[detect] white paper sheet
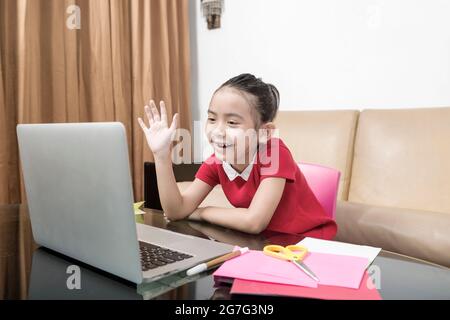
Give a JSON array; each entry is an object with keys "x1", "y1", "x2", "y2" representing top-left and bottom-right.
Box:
[{"x1": 297, "y1": 237, "x2": 381, "y2": 268}]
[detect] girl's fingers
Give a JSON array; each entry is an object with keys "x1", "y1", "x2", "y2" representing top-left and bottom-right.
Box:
[
  {"x1": 138, "y1": 117, "x2": 148, "y2": 132},
  {"x1": 160, "y1": 101, "x2": 168, "y2": 124},
  {"x1": 144, "y1": 105, "x2": 154, "y2": 126},
  {"x1": 169, "y1": 113, "x2": 179, "y2": 131},
  {"x1": 150, "y1": 100, "x2": 161, "y2": 122}
]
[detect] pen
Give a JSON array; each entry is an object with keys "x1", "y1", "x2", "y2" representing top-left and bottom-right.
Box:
[{"x1": 186, "y1": 247, "x2": 249, "y2": 276}]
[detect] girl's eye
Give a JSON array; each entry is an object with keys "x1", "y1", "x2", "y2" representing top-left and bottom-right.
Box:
[
  {"x1": 207, "y1": 118, "x2": 216, "y2": 122},
  {"x1": 227, "y1": 121, "x2": 239, "y2": 126}
]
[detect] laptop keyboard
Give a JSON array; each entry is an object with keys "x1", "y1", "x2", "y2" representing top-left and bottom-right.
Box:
[{"x1": 139, "y1": 241, "x2": 193, "y2": 271}]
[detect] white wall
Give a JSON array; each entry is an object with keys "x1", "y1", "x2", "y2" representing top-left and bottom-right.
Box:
[{"x1": 190, "y1": 0, "x2": 450, "y2": 120}]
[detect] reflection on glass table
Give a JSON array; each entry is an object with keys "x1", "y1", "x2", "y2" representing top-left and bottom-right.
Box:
[{"x1": 2, "y1": 204, "x2": 450, "y2": 300}]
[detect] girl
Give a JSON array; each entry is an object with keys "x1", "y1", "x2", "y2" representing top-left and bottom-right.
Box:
[{"x1": 138, "y1": 73, "x2": 337, "y2": 239}]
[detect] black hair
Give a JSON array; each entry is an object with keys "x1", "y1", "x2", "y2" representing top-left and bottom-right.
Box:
[{"x1": 215, "y1": 73, "x2": 280, "y2": 125}]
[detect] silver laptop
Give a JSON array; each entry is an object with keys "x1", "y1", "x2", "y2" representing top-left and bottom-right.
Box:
[{"x1": 17, "y1": 122, "x2": 233, "y2": 284}]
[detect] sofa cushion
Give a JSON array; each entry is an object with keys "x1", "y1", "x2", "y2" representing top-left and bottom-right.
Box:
[
  {"x1": 335, "y1": 201, "x2": 450, "y2": 268},
  {"x1": 348, "y1": 107, "x2": 450, "y2": 214},
  {"x1": 274, "y1": 110, "x2": 359, "y2": 200}
]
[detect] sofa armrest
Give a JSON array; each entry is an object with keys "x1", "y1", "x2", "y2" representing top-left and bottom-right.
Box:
[{"x1": 335, "y1": 201, "x2": 450, "y2": 268}]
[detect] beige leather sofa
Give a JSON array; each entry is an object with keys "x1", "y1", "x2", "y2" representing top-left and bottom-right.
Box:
[{"x1": 179, "y1": 107, "x2": 450, "y2": 268}]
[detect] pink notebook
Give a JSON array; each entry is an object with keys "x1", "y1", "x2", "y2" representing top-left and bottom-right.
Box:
[
  {"x1": 230, "y1": 271, "x2": 382, "y2": 300},
  {"x1": 213, "y1": 250, "x2": 369, "y2": 289}
]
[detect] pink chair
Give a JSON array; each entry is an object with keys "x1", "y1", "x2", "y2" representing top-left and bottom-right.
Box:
[{"x1": 298, "y1": 162, "x2": 341, "y2": 220}]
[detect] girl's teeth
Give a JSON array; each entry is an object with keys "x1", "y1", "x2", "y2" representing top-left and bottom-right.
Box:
[{"x1": 215, "y1": 142, "x2": 231, "y2": 148}]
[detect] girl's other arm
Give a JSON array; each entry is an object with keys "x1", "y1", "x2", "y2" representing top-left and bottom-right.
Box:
[{"x1": 197, "y1": 177, "x2": 286, "y2": 234}]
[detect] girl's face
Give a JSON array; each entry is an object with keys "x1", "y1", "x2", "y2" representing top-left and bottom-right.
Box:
[{"x1": 205, "y1": 88, "x2": 259, "y2": 166}]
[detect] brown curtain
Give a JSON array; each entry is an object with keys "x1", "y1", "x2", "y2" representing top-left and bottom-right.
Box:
[{"x1": 0, "y1": 0, "x2": 192, "y2": 204}]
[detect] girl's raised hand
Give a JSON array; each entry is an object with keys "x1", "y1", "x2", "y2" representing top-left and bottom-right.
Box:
[{"x1": 138, "y1": 100, "x2": 179, "y2": 160}]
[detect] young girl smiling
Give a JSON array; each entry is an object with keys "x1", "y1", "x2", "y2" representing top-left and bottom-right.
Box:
[{"x1": 138, "y1": 73, "x2": 337, "y2": 239}]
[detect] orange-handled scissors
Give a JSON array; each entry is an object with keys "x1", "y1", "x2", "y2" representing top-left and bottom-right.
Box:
[{"x1": 263, "y1": 245, "x2": 319, "y2": 282}]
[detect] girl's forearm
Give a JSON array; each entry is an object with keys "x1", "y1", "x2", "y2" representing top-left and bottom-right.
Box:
[
  {"x1": 154, "y1": 154, "x2": 186, "y2": 220},
  {"x1": 199, "y1": 206, "x2": 264, "y2": 234}
]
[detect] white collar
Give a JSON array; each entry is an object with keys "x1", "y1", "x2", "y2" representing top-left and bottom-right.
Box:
[{"x1": 222, "y1": 154, "x2": 256, "y2": 182}]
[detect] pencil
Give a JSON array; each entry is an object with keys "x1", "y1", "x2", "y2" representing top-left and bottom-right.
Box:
[{"x1": 186, "y1": 247, "x2": 249, "y2": 276}]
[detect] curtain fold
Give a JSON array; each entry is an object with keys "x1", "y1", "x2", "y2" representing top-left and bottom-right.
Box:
[
  {"x1": 0, "y1": 0, "x2": 21, "y2": 205},
  {"x1": 0, "y1": 0, "x2": 192, "y2": 204}
]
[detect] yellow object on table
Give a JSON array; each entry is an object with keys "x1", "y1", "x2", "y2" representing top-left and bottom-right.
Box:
[
  {"x1": 263, "y1": 244, "x2": 320, "y2": 282},
  {"x1": 134, "y1": 201, "x2": 145, "y2": 215}
]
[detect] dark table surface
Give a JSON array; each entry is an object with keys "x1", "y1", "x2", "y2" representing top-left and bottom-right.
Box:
[{"x1": 1, "y1": 204, "x2": 450, "y2": 300}]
